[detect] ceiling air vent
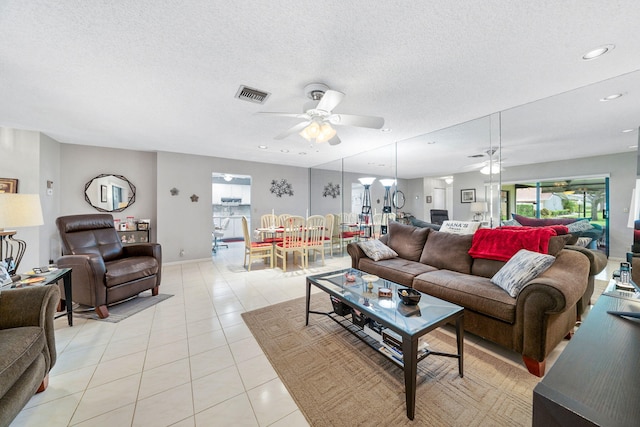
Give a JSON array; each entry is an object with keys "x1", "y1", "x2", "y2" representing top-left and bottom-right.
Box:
[{"x1": 235, "y1": 85, "x2": 271, "y2": 104}]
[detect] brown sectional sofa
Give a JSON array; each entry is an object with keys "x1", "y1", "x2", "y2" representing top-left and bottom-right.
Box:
[{"x1": 347, "y1": 222, "x2": 591, "y2": 376}]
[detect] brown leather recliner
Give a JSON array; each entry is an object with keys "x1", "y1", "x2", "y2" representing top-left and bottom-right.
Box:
[{"x1": 55, "y1": 214, "x2": 162, "y2": 318}]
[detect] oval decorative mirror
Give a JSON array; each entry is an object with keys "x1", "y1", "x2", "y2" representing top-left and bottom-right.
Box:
[
  {"x1": 392, "y1": 190, "x2": 405, "y2": 209},
  {"x1": 84, "y1": 174, "x2": 136, "y2": 212}
]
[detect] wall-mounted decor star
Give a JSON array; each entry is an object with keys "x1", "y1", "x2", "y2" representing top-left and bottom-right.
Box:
[
  {"x1": 270, "y1": 179, "x2": 294, "y2": 198},
  {"x1": 170, "y1": 187, "x2": 179, "y2": 196},
  {"x1": 323, "y1": 182, "x2": 341, "y2": 198},
  {"x1": 190, "y1": 194, "x2": 199, "y2": 202}
]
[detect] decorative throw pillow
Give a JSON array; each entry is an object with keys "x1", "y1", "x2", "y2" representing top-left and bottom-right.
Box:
[
  {"x1": 357, "y1": 239, "x2": 398, "y2": 261},
  {"x1": 566, "y1": 219, "x2": 594, "y2": 233},
  {"x1": 501, "y1": 218, "x2": 521, "y2": 226},
  {"x1": 491, "y1": 249, "x2": 556, "y2": 298},
  {"x1": 575, "y1": 237, "x2": 593, "y2": 248},
  {"x1": 439, "y1": 220, "x2": 481, "y2": 235}
]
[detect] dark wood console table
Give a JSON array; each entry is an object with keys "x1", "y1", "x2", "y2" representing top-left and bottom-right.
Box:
[{"x1": 533, "y1": 293, "x2": 640, "y2": 426}]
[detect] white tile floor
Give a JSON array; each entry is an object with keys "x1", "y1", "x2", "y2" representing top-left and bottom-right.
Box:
[{"x1": 11, "y1": 243, "x2": 618, "y2": 426}]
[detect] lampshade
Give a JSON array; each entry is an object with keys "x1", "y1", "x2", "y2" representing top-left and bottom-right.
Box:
[
  {"x1": 470, "y1": 202, "x2": 487, "y2": 213},
  {"x1": 0, "y1": 194, "x2": 44, "y2": 230},
  {"x1": 358, "y1": 177, "x2": 376, "y2": 187},
  {"x1": 379, "y1": 179, "x2": 396, "y2": 188}
]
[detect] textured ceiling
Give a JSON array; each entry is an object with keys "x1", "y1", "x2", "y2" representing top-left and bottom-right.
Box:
[{"x1": 1, "y1": 1, "x2": 639, "y2": 177}]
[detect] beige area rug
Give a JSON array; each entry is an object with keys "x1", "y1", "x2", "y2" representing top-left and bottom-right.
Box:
[
  {"x1": 74, "y1": 293, "x2": 173, "y2": 323},
  {"x1": 242, "y1": 296, "x2": 540, "y2": 426}
]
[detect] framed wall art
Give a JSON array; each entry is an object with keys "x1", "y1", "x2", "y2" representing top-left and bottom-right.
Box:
[
  {"x1": 0, "y1": 178, "x2": 18, "y2": 193},
  {"x1": 461, "y1": 188, "x2": 476, "y2": 203}
]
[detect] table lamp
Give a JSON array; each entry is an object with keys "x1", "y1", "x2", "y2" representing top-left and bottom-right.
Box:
[
  {"x1": 0, "y1": 194, "x2": 44, "y2": 275},
  {"x1": 470, "y1": 202, "x2": 488, "y2": 222}
]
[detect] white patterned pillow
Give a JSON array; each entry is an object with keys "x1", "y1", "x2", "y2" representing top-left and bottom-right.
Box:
[
  {"x1": 358, "y1": 239, "x2": 398, "y2": 261},
  {"x1": 439, "y1": 220, "x2": 481, "y2": 235},
  {"x1": 491, "y1": 249, "x2": 556, "y2": 297},
  {"x1": 501, "y1": 218, "x2": 521, "y2": 226},
  {"x1": 567, "y1": 219, "x2": 593, "y2": 233}
]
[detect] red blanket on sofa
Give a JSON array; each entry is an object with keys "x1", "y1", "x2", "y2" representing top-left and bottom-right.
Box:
[{"x1": 468, "y1": 227, "x2": 558, "y2": 262}]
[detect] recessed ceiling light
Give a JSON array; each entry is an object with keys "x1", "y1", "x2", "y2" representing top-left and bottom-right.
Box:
[
  {"x1": 582, "y1": 44, "x2": 615, "y2": 60},
  {"x1": 426, "y1": 141, "x2": 436, "y2": 145},
  {"x1": 600, "y1": 93, "x2": 623, "y2": 101},
  {"x1": 280, "y1": 149, "x2": 289, "y2": 153},
  {"x1": 299, "y1": 152, "x2": 307, "y2": 155},
  {"x1": 381, "y1": 128, "x2": 391, "y2": 132},
  {"x1": 622, "y1": 128, "x2": 636, "y2": 133},
  {"x1": 258, "y1": 145, "x2": 268, "y2": 149}
]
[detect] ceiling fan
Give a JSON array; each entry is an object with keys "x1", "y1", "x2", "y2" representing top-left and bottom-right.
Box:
[
  {"x1": 464, "y1": 148, "x2": 505, "y2": 174},
  {"x1": 257, "y1": 83, "x2": 385, "y2": 145}
]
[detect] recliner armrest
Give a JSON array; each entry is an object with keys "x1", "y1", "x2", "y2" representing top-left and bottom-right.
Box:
[
  {"x1": 122, "y1": 242, "x2": 162, "y2": 260},
  {"x1": 56, "y1": 254, "x2": 107, "y2": 307}
]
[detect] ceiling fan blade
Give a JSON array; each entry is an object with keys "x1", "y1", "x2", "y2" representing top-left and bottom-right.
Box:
[
  {"x1": 330, "y1": 114, "x2": 385, "y2": 129},
  {"x1": 328, "y1": 135, "x2": 341, "y2": 145},
  {"x1": 256, "y1": 112, "x2": 310, "y2": 119},
  {"x1": 316, "y1": 90, "x2": 345, "y2": 112},
  {"x1": 274, "y1": 121, "x2": 311, "y2": 140}
]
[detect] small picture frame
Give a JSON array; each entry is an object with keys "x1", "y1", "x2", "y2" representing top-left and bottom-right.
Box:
[
  {"x1": 100, "y1": 185, "x2": 107, "y2": 202},
  {"x1": 461, "y1": 189, "x2": 476, "y2": 203},
  {"x1": 137, "y1": 222, "x2": 149, "y2": 230},
  {"x1": 0, "y1": 178, "x2": 18, "y2": 194},
  {"x1": 426, "y1": 196, "x2": 432, "y2": 204}
]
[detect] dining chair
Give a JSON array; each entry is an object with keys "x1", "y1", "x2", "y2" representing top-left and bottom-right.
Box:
[
  {"x1": 372, "y1": 213, "x2": 382, "y2": 237},
  {"x1": 275, "y1": 215, "x2": 305, "y2": 271},
  {"x1": 278, "y1": 213, "x2": 291, "y2": 227},
  {"x1": 305, "y1": 215, "x2": 325, "y2": 267},
  {"x1": 323, "y1": 213, "x2": 334, "y2": 257},
  {"x1": 261, "y1": 213, "x2": 278, "y2": 229},
  {"x1": 242, "y1": 216, "x2": 273, "y2": 271}
]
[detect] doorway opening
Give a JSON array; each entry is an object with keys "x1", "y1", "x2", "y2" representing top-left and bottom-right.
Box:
[{"x1": 212, "y1": 173, "x2": 252, "y2": 252}]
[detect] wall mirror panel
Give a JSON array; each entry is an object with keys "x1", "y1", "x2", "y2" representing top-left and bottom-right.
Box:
[
  {"x1": 84, "y1": 173, "x2": 136, "y2": 212},
  {"x1": 498, "y1": 70, "x2": 640, "y2": 258},
  {"x1": 394, "y1": 115, "x2": 498, "y2": 225}
]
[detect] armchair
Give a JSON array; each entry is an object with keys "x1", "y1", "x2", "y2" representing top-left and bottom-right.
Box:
[
  {"x1": 55, "y1": 214, "x2": 162, "y2": 319},
  {"x1": 0, "y1": 285, "x2": 59, "y2": 427}
]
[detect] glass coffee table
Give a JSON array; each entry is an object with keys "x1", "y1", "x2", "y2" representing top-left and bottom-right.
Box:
[
  {"x1": 2, "y1": 268, "x2": 74, "y2": 326},
  {"x1": 306, "y1": 268, "x2": 464, "y2": 420}
]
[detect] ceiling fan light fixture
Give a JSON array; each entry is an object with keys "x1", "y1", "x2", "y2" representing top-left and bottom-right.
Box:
[
  {"x1": 480, "y1": 163, "x2": 501, "y2": 175},
  {"x1": 299, "y1": 121, "x2": 321, "y2": 140},
  {"x1": 316, "y1": 123, "x2": 337, "y2": 143}
]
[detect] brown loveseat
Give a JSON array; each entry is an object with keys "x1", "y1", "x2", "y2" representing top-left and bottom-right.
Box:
[
  {"x1": 347, "y1": 222, "x2": 590, "y2": 376},
  {"x1": 0, "y1": 285, "x2": 59, "y2": 427},
  {"x1": 56, "y1": 214, "x2": 162, "y2": 319}
]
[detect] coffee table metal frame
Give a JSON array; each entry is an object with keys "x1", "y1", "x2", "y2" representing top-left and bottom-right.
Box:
[{"x1": 305, "y1": 268, "x2": 464, "y2": 420}]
